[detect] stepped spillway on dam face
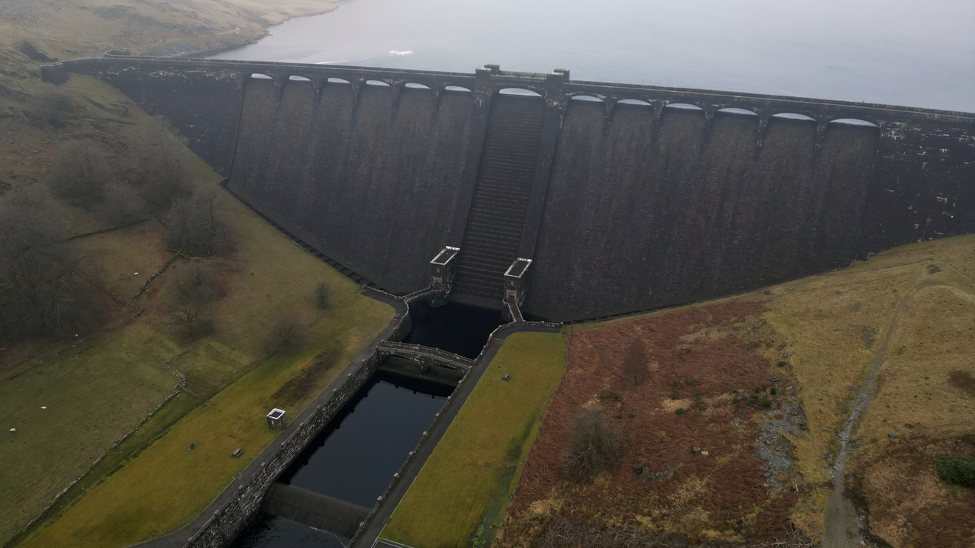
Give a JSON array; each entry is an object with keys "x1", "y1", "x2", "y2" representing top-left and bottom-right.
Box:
[
  {"x1": 47, "y1": 59, "x2": 975, "y2": 322},
  {"x1": 452, "y1": 93, "x2": 545, "y2": 306}
]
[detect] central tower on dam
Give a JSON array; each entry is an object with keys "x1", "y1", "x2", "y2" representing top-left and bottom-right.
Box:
[{"x1": 43, "y1": 58, "x2": 975, "y2": 321}]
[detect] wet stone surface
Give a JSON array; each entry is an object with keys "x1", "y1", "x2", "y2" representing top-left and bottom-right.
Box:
[{"x1": 756, "y1": 399, "x2": 807, "y2": 489}]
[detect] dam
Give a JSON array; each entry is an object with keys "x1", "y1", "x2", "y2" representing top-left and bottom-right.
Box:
[
  {"x1": 33, "y1": 54, "x2": 975, "y2": 548},
  {"x1": 42, "y1": 57, "x2": 975, "y2": 324}
]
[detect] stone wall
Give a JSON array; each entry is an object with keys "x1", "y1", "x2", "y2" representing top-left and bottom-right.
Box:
[{"x1": 183, "y1": 349, "x2": 383, "y2": 548}]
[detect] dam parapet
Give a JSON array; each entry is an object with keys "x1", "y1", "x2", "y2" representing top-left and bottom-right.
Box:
[{"x1": 43, "y1": 56, "x2": 975, "y2": 321}]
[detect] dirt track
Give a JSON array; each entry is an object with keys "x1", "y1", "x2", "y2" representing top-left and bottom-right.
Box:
[{"x1": 822, "y1": 280, "x2": 945, "y2": 548}]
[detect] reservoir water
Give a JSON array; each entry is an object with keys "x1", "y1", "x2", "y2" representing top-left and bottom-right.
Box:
[{"x1": 210, "y1": 0, "x2": 975, "y2": 112}]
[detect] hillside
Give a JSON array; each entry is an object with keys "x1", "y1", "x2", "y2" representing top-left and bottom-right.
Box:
[
  {"x1": 492, "y1": 235, "x2": 975, "y2": 547},
  {"x1": 0, "y1": 6, "x2": 399, "y2": 541},
  {"x1": 0, "y1": 0, "x2": 335, "y2": 61}
]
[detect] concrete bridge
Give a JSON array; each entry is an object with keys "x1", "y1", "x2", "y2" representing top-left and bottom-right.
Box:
[
  {"x1": 43, "y1": 56, "x2": 975, "y2": 320},
  {"x1": 377, "y1": 341, "x2": 474, "y2": 371}
]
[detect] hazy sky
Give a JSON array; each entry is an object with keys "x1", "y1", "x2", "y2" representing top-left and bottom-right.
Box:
[{"x1": 213, "y1": 0, "x2": 975, "y2": 111}]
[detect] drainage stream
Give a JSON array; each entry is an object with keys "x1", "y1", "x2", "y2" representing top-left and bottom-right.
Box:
[{"x1": 822, "y1": 280, "x2": 942, "y2": 547}]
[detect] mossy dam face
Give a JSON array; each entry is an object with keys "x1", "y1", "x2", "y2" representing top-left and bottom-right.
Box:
[{"x1": 45, "y1": 58, "x2": 975, "y2": 321}]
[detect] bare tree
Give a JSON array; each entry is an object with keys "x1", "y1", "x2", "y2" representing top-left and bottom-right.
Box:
[
  {"x1": 143, "y1": 137, "x2": 193, "y2": 210},
  {"x1": 37, "y1": 89, "x2": 76, "y2": 128},
  {"x1": 0, "y1": 194, "x2": 102, "y2": 338},
  {"x1": 166, "y1": 261, "x2": 224, "y2": 336},
  {"x1": 621, "y1": 335, "x2": 649, "y2": 386},
  {"x1": 167, "y1": 188, "x2": 235, "y2": 256},
  {"x1": 101, "y1": 180, "x2": 145, "y2": 224},
  {"x1": 561, "y1": 405, "x2": 627, "y2": 480},
  {"x1": 48, "y1": 141, "x2": 113, "y2": 206},
  {"x1": 264, "y1": 313, "x2": 309, "y2": 354}
]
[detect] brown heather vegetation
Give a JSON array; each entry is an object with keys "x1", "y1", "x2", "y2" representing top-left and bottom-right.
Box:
[
  {"x1": 499, "y1": 302, "x2": 803, "y2": 547},
  {"x1": 498, "y1": 235, "x2": 975, "y2": 548},
  {"x1": 849, "y1": 435, "x2": 975, "y2": 548}
]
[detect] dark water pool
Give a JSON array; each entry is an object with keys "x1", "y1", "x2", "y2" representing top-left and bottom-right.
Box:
[
  {"x1": 230, "y1": 514, "x2": 347, "y2": 548},
  {"x1": 403, "y1": 301, "x2": 503, "y2": 359},
  {"x1": 279, "y1": 365, "x2": 451, "y2": 508}
]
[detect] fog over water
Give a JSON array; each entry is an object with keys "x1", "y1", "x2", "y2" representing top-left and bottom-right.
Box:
[{"x1": 210, "y1": 0, "x2": 975, "y2": 111}]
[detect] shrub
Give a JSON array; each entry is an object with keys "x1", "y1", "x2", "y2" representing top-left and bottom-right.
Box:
[
  {"x1": 777, "y1": 361, "x2": 788, "y2": 367},
  {"x1": 561, "y1": 405, "x2": 626, "y2": 480},
  {"x1": 699, "y1": 405, "x2": 707, "y2": 411},
  {"x1": 166, "y1": 261, "x2": 224, "y2": 336},
  {"x1": 760, "y1": 397, "x2": 772, "y2": 408},
  {"x1": 264, "y1": 314, "x2": 308, "y2": 354},
  {"x1": 669, "y1": 392, "x2": 677, "y2": 400},
  {"x1": 49, "y1": 141, "x2": 113, "y2": 206},
  {"x1": 102, "y1": 180, "x2": 145, "y2": 224},
  {"x1": 38, "y1": 90, "x2": 76, "y2": 128},
  {"x1": 671, "y1": 380, "x2": 681, "y2": 388},
  {"x1": 167, "y1": 188, "x2": 236, "y2": 256},
  {"x1": 687, "y1": 380, "x2": 696, "y2": 386},
  {"x1": 770, "y1": 386, "x2": 778, "y2": 396},
  {"x1": 142, "y1": 138, "x2": 193, "y2": 211},
  {"x1": 314, "y1": 282, "x2": 329, "y2": 310},
  {"x1": 620, "y1": 336, "x2": 649, "y2": 386},
  {"x1": 935, "y1": 455, "x2": 975, "y2": 488},
  {"x1": 675, "y1": 408, "x2": 685, "y2": 415},
  {"x1": 694, "y1": 391, "x2": 702, "y2": 400}
]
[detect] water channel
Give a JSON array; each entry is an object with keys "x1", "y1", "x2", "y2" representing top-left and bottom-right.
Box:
[
  {"x1": 230, "y1": 350, "x2": 462, "y2": 546},
  {"x1": 279, "y1": 365, "x2": 452, "y2": 508},
  {"x1": 402, "y1": 302, "x2": 503, "y2": 359},
  {"x1": 231, "y1": 515, "x2": 348, "y2": 548},
  {"x1": 209, "y1": 0, "x2": 975, "y2": 112}
]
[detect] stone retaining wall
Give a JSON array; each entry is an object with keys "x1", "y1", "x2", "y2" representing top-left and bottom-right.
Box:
[{"x1": 184, "y1": 348, "x2": 384, "y2": 548}]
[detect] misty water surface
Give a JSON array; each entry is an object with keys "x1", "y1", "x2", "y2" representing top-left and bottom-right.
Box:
[{"x1": 210, "y1": 0, "x2": 975, "y2": 111}]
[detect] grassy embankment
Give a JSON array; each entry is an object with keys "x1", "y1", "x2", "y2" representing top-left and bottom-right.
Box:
[
  {"x1": 381, "y1": 332, "x2": 567, "y2": 548},
  {"x1": 762, "y1": 234, "x2": 975, "y2": 538},
  {"x1": 1, "y1": 74, "x2": 393, "y2": 547}
]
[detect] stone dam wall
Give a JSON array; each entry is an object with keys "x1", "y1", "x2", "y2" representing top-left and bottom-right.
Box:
[{"x1": 43, "y1": 58, "x2": 975, "y2": 321}]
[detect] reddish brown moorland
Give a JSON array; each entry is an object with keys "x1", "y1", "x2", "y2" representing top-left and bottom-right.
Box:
[{"x1": 500, "y1": 301, "x2": 805, "y2": 546}]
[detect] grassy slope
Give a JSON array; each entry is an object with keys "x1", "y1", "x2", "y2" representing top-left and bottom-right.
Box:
[
  {"x1": 1, "y1": 74, "x2": 394, "y2": 545},
  {"x1": 760, "y1": 235, "x2": 975, "y2": 536},
  {"x1": 0, "y1": 0, "x2": 337, "y2": 61},
  {"x1": 382, "y1": 332, "x2": 567, "y2": 548},
  {"x1": 18, "y1": 297, "x2": 390, "y2": 548}
]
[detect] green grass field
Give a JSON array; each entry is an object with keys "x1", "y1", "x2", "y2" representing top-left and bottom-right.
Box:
[
  {"x1": 381, "y1": 331, "x2": 567, "y2": 548},
  {"x1": 1, "y1": 75, "x2": 394, "y2": 545},
  {"x1": 17, "y1": 295, "x2": 391, "y2": 548}
]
